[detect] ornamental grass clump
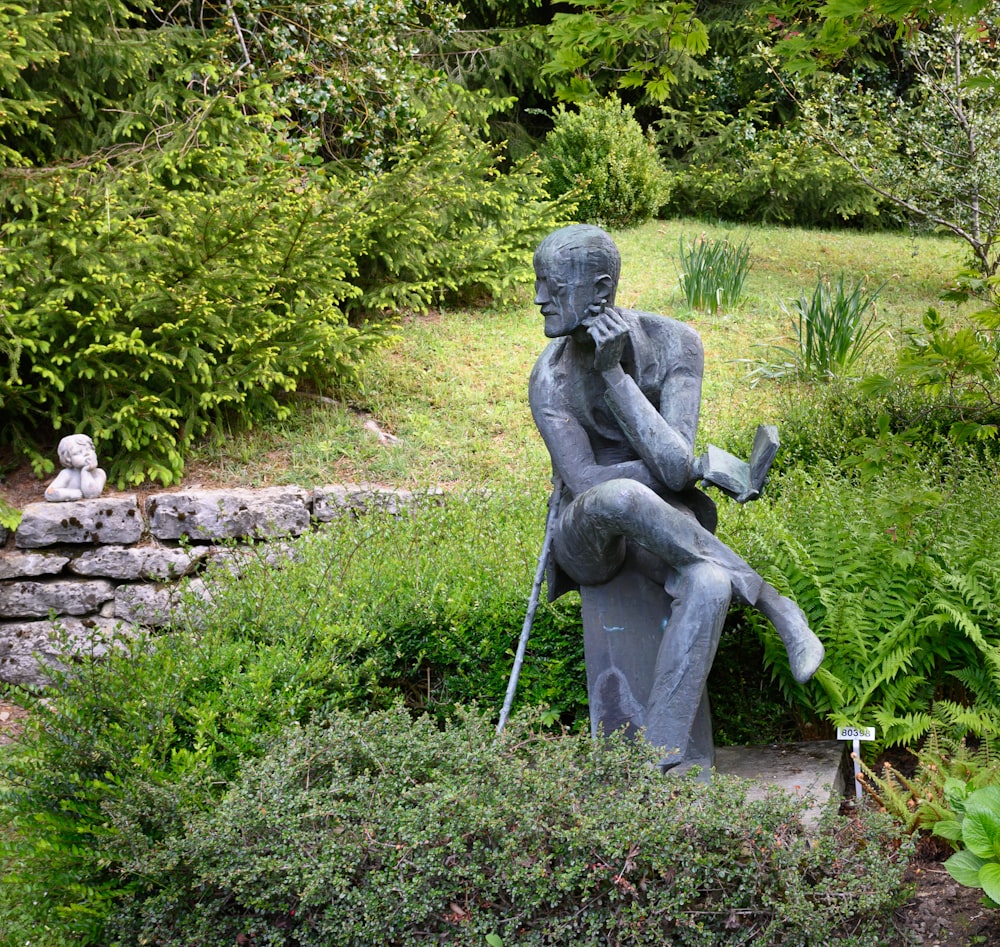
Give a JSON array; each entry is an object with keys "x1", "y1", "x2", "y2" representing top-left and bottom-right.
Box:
[
  {"x1": 786, "y1": 273, "x2": 885, "y2": 380},
  {"x1": 677, "y1": 234, "x2": 752, "y2": 313}
]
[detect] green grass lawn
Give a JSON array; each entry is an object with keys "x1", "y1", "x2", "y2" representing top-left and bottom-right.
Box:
[{"x1": 186, "y1": 218, "x2": 967, "y2": 492}]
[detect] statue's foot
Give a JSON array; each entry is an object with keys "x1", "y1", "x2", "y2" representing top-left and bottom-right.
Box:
[
  {"x1": 757, "y1": 585, "x2": 824, "y2": 683},
  {"x1": 656, "y1": 750, "x2": 712, "y2": 783},
  {"x1": 658, "y1": 754, "x2": 711, "y2": 783},
  {"x1": 773, "y1": 597, "x2": 824, "y2": 683},
  {"x1": 786, "y1": 624, "x2": 825, "y2": 684}
]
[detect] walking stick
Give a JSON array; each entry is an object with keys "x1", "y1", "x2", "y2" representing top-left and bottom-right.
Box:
[{"x1": 497, "y1": 475, "x2": 562, "y2": 733}]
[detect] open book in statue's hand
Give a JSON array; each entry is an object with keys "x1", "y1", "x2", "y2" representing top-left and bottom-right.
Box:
[{"x1": 693, "y1": 424, "x2": 779, "y2": 503}]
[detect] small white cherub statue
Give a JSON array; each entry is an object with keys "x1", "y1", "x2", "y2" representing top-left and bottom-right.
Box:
[{"x1": 44, "y1": 434, "x2": 107, "y2": 502}]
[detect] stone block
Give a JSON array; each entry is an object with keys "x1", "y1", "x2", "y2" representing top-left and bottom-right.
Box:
[
  {"x1": 200, "y1": 541, "x2": 297, "y2": 579},
  {"x1": 115, "y1": 578, "x2": 207, "y2": 626},
  {"x1": 312, "y1": 484, "x2": 441, "y2": 520},
  {"x1": 0, "y1": 615, "x2": 135, "y2": 686},
  {"x1": 0, "y1": 578, "x2": 116, "y2": 619},
  {"x1": 69, "y1": 544, "x2": 209, "y2": 580},
  {"x1": 15, "y1": 497, "x2": 142, "y2": 548},
  {"x1": 0, "y1": 550, "x2": 71, "y2": 579},
  {"x1": 147, "y1": 488, "x2": 311, "y2": 541},
  {"x1": 714, "y1": 741, "x2": 850, "y2": 831}
]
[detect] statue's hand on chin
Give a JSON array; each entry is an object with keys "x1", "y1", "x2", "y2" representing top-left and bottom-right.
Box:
[{"x1": 584, "y1": 304, "x2": 628, "y2": 374}]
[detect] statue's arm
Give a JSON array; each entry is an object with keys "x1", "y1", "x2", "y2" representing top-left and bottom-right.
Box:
[
  {"x1": 80, "y1": 466, "x2": 107, "y2": 499},
  {"x1": 529, "y1": 355, "x2": 658, "y2": 496},
  {"x1": 45, "y1": 469, "x2": 83, "y2": 502},
  {"x1": 599, "y1": 324, "x2": 703, "y2": 493}
]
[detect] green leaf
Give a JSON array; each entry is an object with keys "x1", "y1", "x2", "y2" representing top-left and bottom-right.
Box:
[
  {"x1": 962, "y1": 787, "x2": 1000, "y2": 860},
  {"x1": 980, "y1": 863, "x2": 1000, "y2": 906},
  {"x1": 946, "y1": 849, "x2": 986, "y2": 889},
  {"x1": 933, "y1": 819, "x2": 963, "y2": 842},
  {"x1": 943, "y1": 778, "x2": 971, "y2": 810}
]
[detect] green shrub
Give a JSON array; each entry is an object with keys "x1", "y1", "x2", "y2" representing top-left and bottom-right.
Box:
[
  {"x1": 764, "y1": 381, "x2": 926, "y2": 474},
  {"x1": 663, "y1": 124, "x2": 887, "y2": 228},
  {"x1": 0, "y1": 94, "x2": 566, "y2": 486},
  {"x1": 349, "y1": 87, "x2": 570, "y2": 314},
  {"x1": 540, "y1": 97, "x2": 671, "y2": 229},
  {"x1": 862, "y1": 302, "x2": 1000, "y2": 448},
  {"x1": 0, "y1": 488, "x2": 588, "y2": 940},
  {"x1": 104, "y1": 707, "x2": 911, "y2": 947},
  {"x1": 739, "y1": 378, "x2": 988, "y2": 481},
  {"x1": 677, "y1": 233, "x2": 752, "y2": 313},
  {"x1": 0, "y1": 123, "x2": 389, "y2": 486}
]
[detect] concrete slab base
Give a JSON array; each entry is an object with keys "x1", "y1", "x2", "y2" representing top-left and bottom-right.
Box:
[{"x1": 714, "y1": 740, "x2": 852, "y2": 829}]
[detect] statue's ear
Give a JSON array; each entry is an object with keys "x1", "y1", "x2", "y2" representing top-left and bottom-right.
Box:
[{"x1": 593, "y1": 273, "x2": 614, "y2": 304}]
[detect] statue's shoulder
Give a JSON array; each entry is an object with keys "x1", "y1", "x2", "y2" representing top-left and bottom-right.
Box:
[
  {"x1": 530, "y1": 336, "x2": 569, "y2": 375},
  {"x1": 529, "y1": 337, "x2": 571, "y2": 401},
  {"x1": 623, "y1": 308, "x2": 703, "y2": 363},
  {"x1": 627, "y1": 307, "x2": 700, "y2": 339}
]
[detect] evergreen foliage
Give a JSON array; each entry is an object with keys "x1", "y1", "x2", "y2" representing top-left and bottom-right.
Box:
[
  {"x1": 0, "y1": 2, "x2": 64, "y2": 164},
  {"x1": 108, "y1": 709, "x2": 910, "y2": 946},
  {"x1": 0, "y1": 1, "x2": 566, "y2": 484},
  {"x1": 1, "y1": 121, "x2": 387, "y2": 485},
  {"x1": 3, "y1": 696, "x2": 913, "y2": 946},
  {"x1": 540, "y1": 97, "x2": 670, "y2": 229},
  {"x1": 214, "y1": 0, "x2": 465, "y2": 167},
  {"x1": 664, "y1": 123, "x2": 884, "y2": 227}
]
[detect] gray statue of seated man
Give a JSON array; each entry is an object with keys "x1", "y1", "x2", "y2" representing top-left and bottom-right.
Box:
[
  {"x1": 44, "y1": 434, "x2": 107, "y2": 502},
  {"x1": 529, "y1": 224, "x2": 823, "y2": 773}
]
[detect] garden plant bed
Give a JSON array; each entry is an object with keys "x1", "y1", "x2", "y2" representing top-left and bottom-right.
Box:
[{"x1": 1, "y1": 703, "x2": 997, "y2": 944}]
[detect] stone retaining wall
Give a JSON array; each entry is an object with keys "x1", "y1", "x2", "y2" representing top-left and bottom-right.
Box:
[{"x1": 0, "y1": 485, "x2": 423, "y2": 686}]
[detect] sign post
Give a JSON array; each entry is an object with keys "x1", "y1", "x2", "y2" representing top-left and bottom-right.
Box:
[{"x1": 837, "y1": 726, "x2": 876, "y2": 800}]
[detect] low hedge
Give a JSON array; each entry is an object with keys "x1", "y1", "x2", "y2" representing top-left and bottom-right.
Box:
[{"x1": 104, "y1": 707, "x2": 912, "y2": 946}]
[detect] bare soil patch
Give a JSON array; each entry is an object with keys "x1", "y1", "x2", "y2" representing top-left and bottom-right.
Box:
[{"x1": 893, "y1": 835, "x2": 1000, "y2": 946}]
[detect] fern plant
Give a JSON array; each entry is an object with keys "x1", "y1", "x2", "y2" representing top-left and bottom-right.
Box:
[
  {"x1": 856, "y1": 730, "x2": 1000, "y2": 836},
  {"x1": 730, "y1": 457, "x2": 1000, "y2": 752}
]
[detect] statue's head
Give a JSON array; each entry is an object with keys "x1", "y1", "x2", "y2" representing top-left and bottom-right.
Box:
[
  {"x1": 533, "y1": 225, "x2": 621, "y2": 338},
  {"x1": 57, "y1": 434, "x2": 98, "y2": 470}
]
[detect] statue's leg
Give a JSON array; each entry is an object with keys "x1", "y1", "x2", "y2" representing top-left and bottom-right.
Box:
[
  {"x1": 554, "y1": 480, "x2": 824, "y2": 684},
  {"x1": 756, "y1": 582, "x2": 825, "y2": 683},
  {"x1": 642, "y1": 560, "x2": 731, "y2": 774},
  {"x1": 553, "y1": 479, "x2": 761, "y2": 602}
]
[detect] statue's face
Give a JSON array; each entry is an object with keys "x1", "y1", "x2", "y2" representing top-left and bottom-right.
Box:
[
  {"x1": 61, "y1": 437, "x2": 96, "y2": 469},
  {"x1": 534, "y1": 251, "x2": 596, "y2": 339}
]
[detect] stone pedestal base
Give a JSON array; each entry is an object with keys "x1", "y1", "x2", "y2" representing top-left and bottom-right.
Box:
[{"x1": 580, "y1": 565, "x2": 714, "y2": 770}]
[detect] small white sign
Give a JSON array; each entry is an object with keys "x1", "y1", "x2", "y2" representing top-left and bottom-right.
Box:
[{"x1": 837, "y1": 726, "x2": 876, "y2": 741}]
